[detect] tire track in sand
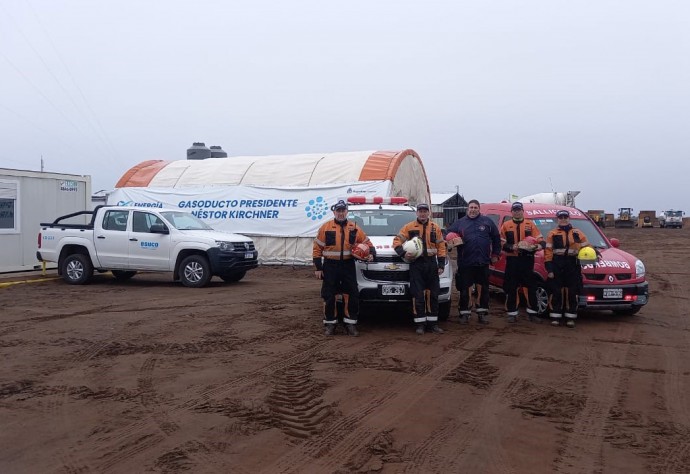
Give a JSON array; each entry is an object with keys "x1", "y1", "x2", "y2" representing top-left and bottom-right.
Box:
[
  {"x1": 259, "y1": 330, "x2": 496, "y2": 474},
  {"x1": 88, "y1": 337, "x2": 332, "y2": 472},
  {"x1": 655, "y1": 273, "x2": 690, "y2": 474},
  {"x1": 46, "y1": 315, "x2": 141, "y2": 474},
  {"x1": 414, "y1": 326, "x2": 566, "y2": 474},
  {"x1": 553, "y1": 320, "x2": 637, "y2": 473},
  {"x1": 127, "y1": 353, "x2": 228, "y2": 474}
]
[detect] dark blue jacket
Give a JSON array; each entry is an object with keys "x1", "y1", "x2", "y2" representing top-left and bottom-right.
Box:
[{"x1": 447, "y1": 214, "x2": 501, "y2": 266}]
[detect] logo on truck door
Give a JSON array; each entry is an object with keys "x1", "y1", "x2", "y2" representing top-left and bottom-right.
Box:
[{"x1": 140, "y1": 242, "x2": 159, "y2": 249}]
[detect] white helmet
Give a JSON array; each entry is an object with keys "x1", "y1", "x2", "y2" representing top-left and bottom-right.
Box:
[{"x1": 402, "y1": 237, "x2": 423, "y2": 260}]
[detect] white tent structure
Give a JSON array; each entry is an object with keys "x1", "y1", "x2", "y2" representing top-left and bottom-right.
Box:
[{"x1": 108, "y1": 150, "x2": 431, "y2": 264}]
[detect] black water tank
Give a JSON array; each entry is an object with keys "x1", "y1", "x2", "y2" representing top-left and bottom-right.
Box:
[
  {"x1": 187, "y1": 142, "x2": 212, "y2": 160},
  {"x1": 210, "y1": 145, "x2": 228, "y2": 158}
]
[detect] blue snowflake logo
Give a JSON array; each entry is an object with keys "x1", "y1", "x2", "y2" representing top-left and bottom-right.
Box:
[{"x1": 305, "y1": 196, "x2": 329, "y2": 221}]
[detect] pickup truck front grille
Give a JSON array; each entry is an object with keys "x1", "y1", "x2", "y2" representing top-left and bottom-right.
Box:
[
  {"x1": 362, "y1": 270, "x2": 410, "y2": 282},
  {"x1": 231, "y1": 242, "x2": 255, "y2": 251},
  {"x1": 583, "y1": 273, "x2": 633, "y2": 282},
  {"x1": 373, "y1": 255, "x2": 405, "y2": 263}
]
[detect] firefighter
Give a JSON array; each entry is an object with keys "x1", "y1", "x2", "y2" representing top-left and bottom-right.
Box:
[
  {"x1": 447, "y1": 200, "x2": 501, "y2": 325},
  {"x1": 545, "y1": 209, "x2": 590, "y2": 328},
  {"x1": 393, "y1": 203, "x2": 448, "y2": 335},
  {"x1": 499, "y1": 202, "x2": 545, "y2": 323},
  {"x1": 313, "y1": 199, "x2": 375, "y2": 336}
]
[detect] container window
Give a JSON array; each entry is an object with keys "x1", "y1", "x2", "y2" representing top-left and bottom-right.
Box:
[{"x1": 0, "y1": 198, "x2": 15, "y2": 230}]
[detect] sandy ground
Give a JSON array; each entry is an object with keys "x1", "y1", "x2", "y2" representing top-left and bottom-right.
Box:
[{"x1": 1, "y1": 226, "x2": 689, "y2": 473}]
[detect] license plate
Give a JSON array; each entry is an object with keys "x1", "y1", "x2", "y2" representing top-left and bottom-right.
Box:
[
  {"x1": 245, "y1": 252, "x2": 254, "y2": 259},
  {"x1": 382, "y1": 284, "x2": 406, "y2": 296},
  {"x1": 603, "y1": 288, "x2": 623, "y2": 299}
]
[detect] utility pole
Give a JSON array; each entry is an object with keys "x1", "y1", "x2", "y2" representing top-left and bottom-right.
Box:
[{"x1": 41, "y1": 155, "x2": 44, "y2": 172}]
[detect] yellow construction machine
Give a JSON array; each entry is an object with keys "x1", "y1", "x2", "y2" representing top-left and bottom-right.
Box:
[
  {"x1": 638, "y1": 210, "x2": 655, "y2": 228},
  {"x1": 587, "y1": 210, "x2": 606, "y2": 228},
  {"x1": 614, "y1": 208, "x2": 635, "y2": 228}
]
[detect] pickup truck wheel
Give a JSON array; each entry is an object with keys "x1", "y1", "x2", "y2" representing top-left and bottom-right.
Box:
[
  {"x1": 112, "y1": 270, "x2": 137, "y2": 281},
  {"x1": 220, "y1": 271, "x2": 246, "y2": 283},
  {"x1": 180, "y1": 255, "x2": 212, "y2": 288},
  {"x1": 438, "y1": 301, "x2": 450, "y2": 321},
  {"x1": 62, "y1": 254, "x2": 93, "y2": 285}
]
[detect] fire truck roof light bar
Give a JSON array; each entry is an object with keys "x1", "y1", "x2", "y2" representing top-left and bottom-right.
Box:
[{"x1": 347, "y1": 196, "x2": 409, "y2": 205}]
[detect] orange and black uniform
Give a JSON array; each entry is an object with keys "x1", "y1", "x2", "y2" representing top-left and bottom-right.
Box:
[
  {"x1": 545, "y1": 225, "x2": 589, "y2": 321},
  {"x1": 500, "y1": 218, "x2": 545, "y2": 318},
  {"x1": 313, "y1": 219, "x2": 374, "y2": 326},
  {"x1": 392, "y1": 220, "x2": 447, "y2": 324}
]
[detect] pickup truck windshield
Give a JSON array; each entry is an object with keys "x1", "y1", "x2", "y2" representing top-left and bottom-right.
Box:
[
  {"x1": 348, "y1": 210, "x2": 416, "y2": 236},
  {"x1": 160, "y1": 211, "x2": 213, "y2": 230},
  {"x1": 667, "y1": 211, "x2": 682, "y2": 217}
]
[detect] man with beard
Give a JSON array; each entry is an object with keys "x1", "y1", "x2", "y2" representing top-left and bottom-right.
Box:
[{"x1": 446, "y1": 199, "x2": 501, "y2": 325}]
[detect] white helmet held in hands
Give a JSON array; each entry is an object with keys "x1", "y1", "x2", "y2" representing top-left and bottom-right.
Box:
[{"x1": 402, "y1": 237, "x2": 423, "y2": 260}]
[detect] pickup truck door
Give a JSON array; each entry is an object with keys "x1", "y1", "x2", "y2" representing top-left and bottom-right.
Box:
[
  {"x1": 128, "y1": 211, "x2": 171, "y2": 270},
  {"x1": 94, "y1": 209, "x2": 131, "y2": 268}
]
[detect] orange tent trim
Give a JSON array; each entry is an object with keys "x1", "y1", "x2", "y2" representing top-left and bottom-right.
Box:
[{"x1": 115, "y1": 160, "x2": 170, "y2": 188}]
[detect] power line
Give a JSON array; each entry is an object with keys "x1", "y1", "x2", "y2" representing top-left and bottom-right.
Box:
[
  {"x1": 0, "y1": 51, "x2": 91, "y2": 137},
  {"x1": 24, "y1": 0, "x2": 121, "y2": 160},
  {"x1": 0, "y1": 102, "x2": 95, "y2": 157},
  {"x1": 0, "y1": 2, "x2": 118, "y2": 160}
]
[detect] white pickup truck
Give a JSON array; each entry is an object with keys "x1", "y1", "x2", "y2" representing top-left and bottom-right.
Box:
[
  {"x1": 346, "y1": 197, "x2": 453, "y2": 320},
  {"x1": 37, "y1": 205, "x2": 258, "y2": 287}
]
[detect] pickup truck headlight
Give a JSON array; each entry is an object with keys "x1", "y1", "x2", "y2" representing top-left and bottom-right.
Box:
[
  {"x1": 635, "y1": 259, "x2": 645, "y2": 278},
  {"x1": 216, "y1": 241, "x2": 233, "y2": 251}
]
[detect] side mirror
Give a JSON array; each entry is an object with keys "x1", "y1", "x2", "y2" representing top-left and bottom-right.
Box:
[
  {"x1": 150, "y1": 223, "x2": 169, "y2": 234},
  {"x1": 609, "y1": 238, "x2": 620, "y2": 248}
]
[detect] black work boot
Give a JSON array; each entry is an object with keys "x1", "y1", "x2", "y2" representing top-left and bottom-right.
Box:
[
  {"x1": 324, "y1": 324, "x2": 335, "y2": 336},
  {"x1": 477, "y1": 312, "x2": 489, "y2": 325},
  {"x1": 415, "y1": 323, "x2": 426, "y2": 335},
  {"x1": 427, "y1": 323, "x2": 444, "y2": 334},
  {"x1": 345, "y1": 323, "x2": 359, "y2": 337},
  {"x1": 528, "y1": 314, "x2": 543, "y2": 324}
]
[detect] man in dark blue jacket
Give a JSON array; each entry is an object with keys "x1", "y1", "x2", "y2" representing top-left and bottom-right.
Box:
[{"x1": 446, "y1": 199, "x2": 501, "y2": 324}]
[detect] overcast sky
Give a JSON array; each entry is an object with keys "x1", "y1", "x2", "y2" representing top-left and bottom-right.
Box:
[{"x1": 1, "y1": 0, "x2": 688, "y2": 213}]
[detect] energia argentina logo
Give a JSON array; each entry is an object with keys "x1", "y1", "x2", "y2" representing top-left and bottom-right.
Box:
[
  {"x1": 117, "y1": 200, "x2": 162, "y2": 208},
  {"x1": 305, "y1": 196, "x2": 329, "y2": 221}
]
